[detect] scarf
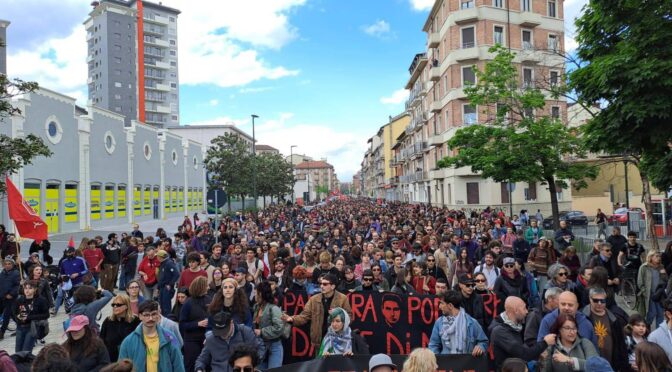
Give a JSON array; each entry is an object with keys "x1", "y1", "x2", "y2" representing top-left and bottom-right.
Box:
[
  {"x1": 319, "y1": 308, "x2": 352, "y2": 356},
  {"x1": 440, "y1": 308, "x2": 468, "y2": 354},
  {"x1": 501, "y1": 312, "x2": 523, "y2": 332}
]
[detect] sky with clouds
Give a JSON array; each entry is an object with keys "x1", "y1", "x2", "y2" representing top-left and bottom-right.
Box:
[{"x1": 3, "y1": 0, "x2": 587, "y2": 181}]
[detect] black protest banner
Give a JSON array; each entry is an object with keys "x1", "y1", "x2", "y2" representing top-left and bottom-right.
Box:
[
  {"x1": 281, "y1": 291, "x2": 441, "y2": 364},
  {"x1": 267, "y1": 354, "x2": 489, "y2": 372},
  {"x1": 480, "y1": 293, "x2": 500, "y2": 320}
]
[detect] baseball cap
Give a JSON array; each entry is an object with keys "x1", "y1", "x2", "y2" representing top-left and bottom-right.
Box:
[
  {"x1": 369, "y1": 354, "x2": 397, "y2": 372},
  {"x1": 66, "y1": 247, "x2": 76, "y2": 253},
  {"x1": 66, "y1": 315, "x2": 90, "y2": 333},
  {"x1": 458, "y1": 273, "x2": 474, "y2": 284},
  {"x1": 235, "y1": 267, "x2": 247, "y2": 274},
  {"x1": 212, "y1": 311, "x2": 233, "y2": 338},
  {"x1": 156, "y1": 250, "x2": 169, "y2": 259},
  {"x1": 503, "y1": 257, "x2": 516, "y2": 266}
]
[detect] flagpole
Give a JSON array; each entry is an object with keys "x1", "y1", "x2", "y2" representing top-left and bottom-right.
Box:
[{"x1": 10, "y1": 219, "x2": 23, "y2": 280}]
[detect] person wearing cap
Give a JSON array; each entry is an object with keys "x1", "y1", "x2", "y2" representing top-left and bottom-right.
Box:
[
  {"x1": 119, "y1": 300, "x2": 184, "y2": 372},
  {"x1": 60, "y1": 246, "x2": 90, "y2": 287},
  {"x1": 0, "y1": 257, "x2": 20, "y2": 339},
  {"x1": 493, "y1": 257, "x2": 530, "y2": 313},
  {"x1": 456, "y1": 273, "x2": 487, "y2": 330},
  {"x1": 368, "y1": 353, "x2": 397, "y2": 372},
  {"x1": 281, "y1": 273, "x2": 352, "y2": 355},
  {"x1": 157, "y1": 249, "x2": 180, "y2": 316},
  {"x1": 194, "y1": 311, "x2": 264, "y2": 372},
  {"x1": 62, "y1": 315, "x2": 111, "y2": 371},
  {"x1": 429, "y1": 290, "x2": 488, "y2": 356}
]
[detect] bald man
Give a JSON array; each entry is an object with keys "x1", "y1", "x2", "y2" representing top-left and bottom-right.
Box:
[
  {"x1": 490, "y1": 296, "x2": 556, "y2": 368},
  {"x1": 537, "y1": 291, "x2": 598, "y2": 347}
]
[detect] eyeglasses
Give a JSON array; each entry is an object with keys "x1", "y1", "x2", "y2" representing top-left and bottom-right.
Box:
[
  {"x1": 111, "y1": 303, "x2": 126, "y2": 308},
  {"x1": 372, "y1": 268, "x2": 381, "y2": 271},
  {"x1": 561, "y1": 326, "x2": 578, "y2": 332},
  {"x1": 474, "y1": 279, "x2": 486, "y2": 283},
  {"x1": 557, "y1": 272, "x2": 568, "y2": 277},
  {"x1": 463, "y1": 283, "x2": 475, "y2": 288},
  {"x1": 233, "y1": 367, "x2": 256, "y2": 372},
  {"x1": 427, "y1": 259, "x2": 435, "y2": 262},
  {"x1": 363, "y1": 278, "x2": 373, "y2": 282},
  {"x1": 504, "y1": 264, "x2": 515, "y2": 268},
  {"x1": 591, "y1": 298, "x2": 607, "y2": 304}
]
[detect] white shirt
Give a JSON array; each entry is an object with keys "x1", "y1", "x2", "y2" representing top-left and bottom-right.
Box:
[{"x1": 474, "y1": 263, "x2": 500, "y2": 289}]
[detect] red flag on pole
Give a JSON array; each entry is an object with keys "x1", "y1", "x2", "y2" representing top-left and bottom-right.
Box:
[{"x1": 5, "y1": 176, "x2": 48, "y2": 241}]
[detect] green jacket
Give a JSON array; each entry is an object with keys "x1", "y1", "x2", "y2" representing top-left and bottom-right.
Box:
[{"x1": 252, "y1": 303, "x2": 284, "y2": 341}]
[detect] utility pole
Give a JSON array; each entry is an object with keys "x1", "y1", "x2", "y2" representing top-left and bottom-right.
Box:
[
  {"x1": 251, "y1": 114, "x2": 258, "y2": 209},
  {"x1": 290, "y1": 145, "x2": 297, "y2": 203}
]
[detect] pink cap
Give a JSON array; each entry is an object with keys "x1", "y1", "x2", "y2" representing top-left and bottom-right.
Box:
[{"x1": 66, "y1": 315, "x2": 89, "y2": 333}]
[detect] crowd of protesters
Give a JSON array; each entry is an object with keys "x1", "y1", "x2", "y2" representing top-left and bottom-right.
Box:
[{"x1": 0, "y1": 198, "x2": 670, "y2": 371}]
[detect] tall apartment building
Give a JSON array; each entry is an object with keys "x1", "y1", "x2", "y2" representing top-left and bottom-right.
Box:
[
  {"x1": 85, "y1": 0, "x2": 180, "y2": 127},
  {"x1": 0, "y1": 19, "x2": 9, "y2": 75},
  {"x1": 294, "y1": 161, "x2": 339, "y2": 201},
  {"x1": 394, "y1": 0, "x2": 570, "y2": 214}
]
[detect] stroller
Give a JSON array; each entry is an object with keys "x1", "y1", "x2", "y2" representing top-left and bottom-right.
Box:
[{"x1": 45, "y1": 265, "x2": 75, "y2": 314}]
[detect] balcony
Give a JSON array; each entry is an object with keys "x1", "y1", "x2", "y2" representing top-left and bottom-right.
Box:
[
  {"x1": 145, "y1": 38, "x2": 169, "y2": 48},
  {"x1": 144, "y1": 14, "x2": 169, "y2": 25},
  {"x1": 519, "y1": 11, "x2": 542, "y2": 28},
  {"x1": 86, "y1": 32, "x2": 93, "y2": 41},
  {"x1": 454, "y1": 46, "x2": 481, "y2": 62},
  {"x1": 428, "y1": 32, "x2": 440, "y2": 48},
  {"x1": 454, "y1": 7, "x2": 480, "y2": 25},
  {"x1": 87, "y1": 55, "x2": 94, "y2": 63},
  {"x1": 519, "y1": 48, "x2": 541, "y2": 64},
  {"x1": 405, "y1": 124, "x2": 415, "y2": 136},
  {"x1": 406, "y1": 81, "x2": 426, "y2": 109},
  {"x1": 430, "y1": 100, "x2": 442, "y2": 113},
  {"x1": 87, "y1": 77, "x2": 94, "y2": 84},
  {"x1": 143, "y1": 26, "x2": 164, "y2": 36},
  {"x1": 405, "y1": 53, "x2": 428, "y2": 89},
  {"x1": 146, "y1": 60, "x2": 171, "y2": 69},
  {"x1": 414, "y1": 171, "x2": 425, "y2": 181},
  {"x1": 429, "y1": 66, "x2": 441, "y2": 82}
]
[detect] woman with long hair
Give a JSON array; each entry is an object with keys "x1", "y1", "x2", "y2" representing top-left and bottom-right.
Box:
[
  {"x1": 62, "y1": 315, "x2": 110, "y2": 371},
  {"x1": 253, "y1": 281, "x2": 284, "y2": 368},
  {"x1": 25, "y1": 264, "x2": 54, "y2": 309},
  {"x1": 635, "y1": 341, "x2": 672, "y2": 372},
  {"x1": 542, "y1": 313, "x2": 598, "y2": 371},
  {"x1": 625, "y1": 313, "x2": 649, "y2": 371},
  {"x1": 70, "y1": 285, "x2": 114, "y2": 334},
  {"x1": 411, "y1": 262, "x2": 436, "y2": 295},
  {"x1": 13, "y1": 280, "x2": 49, "y2": 353},
  {"x1": 637, "y1": 250, "x2": 668, "y2": 327},
  {"x1": 391, "y1": 268, "x2": 414, "y2": 296},
  {"x1": 353, "y1": 252, "x2": 372, "y2": 281},
  {"x1": 208, "y1": 278, "x2": 252, "y2": 326},
  {"x1": 100, "y1": 294, "x2": 141, "y2": 362},
  {"x1": 318, "y1": 307, "x2": 353, "y2": 357},
  {"x1": 371, "y1": 263, "x2": 390, "y2": 291},
  {"x1": 452, "y1": 248, "x2": 474, "y2": 287},
  {"x1": 124, "y1": 279, "x2": 145, "y2": 316},
  {"x1": 208, "y1": 268, "x2": 225, "y2": 297},
  {"x1": 473, "y1": 272, "x2": 493, "y2": 296},
  {"x1": 402, "y1": 348, "x2": 437, "y2": 372},
  {"x1": 558, "y1": 246, "x2": 581, "y2": 281},
  {"x1": 171, "y1": 287, "x2": 189, "y2": 321},
  {"x1": 179, "y1": 276, "x2": 210, "y2": 372}
]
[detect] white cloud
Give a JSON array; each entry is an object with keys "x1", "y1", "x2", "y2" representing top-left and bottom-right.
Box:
[
  {"x1": 564, "y1": 0, "x2": 588, "y2": 53},
  {"x1": 409, "y1": 0, "x2": 434, "y2": 11},
  {"x1": 362, "y1": 20, "x2": 392, "y2": 39},
  {"x1": 239, "y1": 86, "x2": 274, "y2": 94},
  {"x1": 380, "y1": 89, "x2": 408, "y2": 105},
  {"x1": 209, "y1": 99, "x2": 219, "y2": 106}
]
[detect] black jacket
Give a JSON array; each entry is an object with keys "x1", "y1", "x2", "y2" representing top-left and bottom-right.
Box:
[
  {"x1": 12, "y1": 296, "x2": 48, "y2": 326},
  {"x1": 581, "y1": 306, "x2": 628, "y2": 372},
  {"x1": 489, "y1": 315, "x2": 548, "y2": 370},
  {"x1": 100, "y1": 316, "x2": 141, "y2": 362},
  {"x1": 493, "y1": 272, "x2": 530, "y2": 312},
  {"x1": 0, "y1": 268, "x2": 20, "y2": 298},
  {"x1": 461, "y1": 292, "x2": 487, "y2": 331},
  {"x1": 68, "y1": 339, "x2": 110, "y2": 372}
]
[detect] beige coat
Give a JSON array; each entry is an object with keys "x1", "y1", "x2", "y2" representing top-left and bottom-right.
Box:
[{"x1": 292, "y1": 291, "x2": 353, "y2": 350}]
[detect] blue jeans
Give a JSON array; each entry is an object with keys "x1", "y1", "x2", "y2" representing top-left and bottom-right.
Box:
[
  {"x1": 159, "y1": 286, "x2": 174, "y2": 316},
  {"x1": 648, "y1": 298, "x2": 664, "y2": 327},
  {"x1": 260, "y1": 339, "x2": 283, "y2": 369},
  {"x1": 0, "y1": 298, "x2": 13, "y2": 332},
  {"x1": 15, "y1": 325, "x2": 35, "y2": 353}
]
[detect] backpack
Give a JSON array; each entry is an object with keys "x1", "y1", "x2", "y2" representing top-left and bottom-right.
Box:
[
  {"x1": 477, "y1": 263, "x2": 499, "y2": 277},
  {"x1": 266, "y1": 305, "x2": 291, "y2": 340}
]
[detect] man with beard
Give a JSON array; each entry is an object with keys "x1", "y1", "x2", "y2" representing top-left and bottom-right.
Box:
[{"x1": 456, "y1": 273, "x2": 487, "y2": 330}]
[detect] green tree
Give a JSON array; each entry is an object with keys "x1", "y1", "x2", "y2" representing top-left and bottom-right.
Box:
[
  {"x1": 438, "y1": 45, "x2": 597, "y2": 229},
  {"x1": 314, "y1": 184, "x2": 329, "y2": 200},
  {"x1": 570, "y1": 0, "x2": 672, "y2": 249},
  {"x1": 254, "y1": 153, "x2": 294, "y2": 207},
  {"x1": 204, "y1": 133, "x2": 252, "y2": 213},
  {"x1": 0, "y1": 38, "x2": 52, "y2": 193}
]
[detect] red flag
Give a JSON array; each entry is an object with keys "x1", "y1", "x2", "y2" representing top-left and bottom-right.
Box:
[
  {"x1": 5, "y1": 176, "x2": 48, "y2": 241},
  {"x1": 68, "y1": 236, "x2": 75, "y2": 248}
]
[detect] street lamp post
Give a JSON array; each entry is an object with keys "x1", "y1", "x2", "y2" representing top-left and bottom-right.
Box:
[
  {"x1": 624, "y1": 157, "x2": 631, "y2": 230},
  {"x1": 290, "y1": 145, "x2": 297, "y2": 203},
  {"x1": 251, "y1": 114, "x2": 258, "y2": 209}
]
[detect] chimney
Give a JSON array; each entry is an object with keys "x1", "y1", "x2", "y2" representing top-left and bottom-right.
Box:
[{"x1": 0, "y1": 19, "x2": 10, "y2": 75}]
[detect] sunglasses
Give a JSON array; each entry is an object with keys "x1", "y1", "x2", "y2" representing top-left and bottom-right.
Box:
[
  {"x1": 372, "y1": 268, "x2": 381, "y2": 271},
  {"x1": 363, "y1": 278, "x2": 373, "y2": 282},
  {"x1": 591, "y1": 298, "x2": 607, "y2": 304},
  {"x1": 427, "y1": 259, "x2": 435, "y2": 262},
  {"x1": 504, "y1": 264, "x2": 515, "y2": 268},
  {"x1": 462, "y1": 283, "x2": 475, "y2": 288},
  {"x1": 111, "y1": 303, "x2": 126, "y2": 308},
  {"x1": 233, "y1": 367, "x2": 256, "y2": 372},
  {"x1": 474, "y1": 279, "x2": 486, "y2": 283},
  {"x1": 557, "y1": 272, "x2": 568, "y2": 277}
]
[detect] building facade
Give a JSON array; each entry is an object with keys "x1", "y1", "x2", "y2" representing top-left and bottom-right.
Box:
[
  {"x1": 294, "y1": 161, "x2": 339, "y2": 202},
  {"x1": 0, "y1": 88, "x2": 207, "y2": 235},
  {"x1": 85, "y1": 0, "x2": 180, "y2": 127},
  {"x1": 361, "y1": 0, "x2": 572, "y2": 215},
  {"x1": 0, "y1": 19, "x2": 8, "y2": 75}
]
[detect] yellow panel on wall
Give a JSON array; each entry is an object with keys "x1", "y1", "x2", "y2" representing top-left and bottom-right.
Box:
[
  {"x1": 134, "y1": 186, "x2": 141, "y2": 216},
  {"x1": 171, "y1": 188, "x2": 177, "y2": 212},
  {"x1": 64, "y1": 185, "x2": 78, "y2": 223},
  {"x1": 188, "y1": 189, "x2": 193, "y2": 211},
  {"x1": 46, "y1": 186, "x2": 59, "y2": 233},
  {"x1": 178, "y1": 189, "x2": 184, "y2": 210},
  {"x1": 197, "y1": 190, "x2": 203, "y2": 210},
  {"x1": 104, "y1": 187, "x2": 115, "y2": 219},
  {"x1": 164, "y1": 188, "x2": 170, "y2": 213},
  {"x1": 91, "y1": 186, "x2": 101, "y2": 220},
  {"x1": 24, "y1": 183, "x2": 41, "y2": 217},
  {"x1": 144, "y1": 187, "x2": 151, "y2": 215},
  {"x1": 118, "y1": 187, "x2": 126, "y2": 218}
]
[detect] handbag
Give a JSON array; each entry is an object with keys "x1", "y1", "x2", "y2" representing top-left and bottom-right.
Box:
[{"x1": 30, "y1": 319, "x2": 49, "y2": 339}]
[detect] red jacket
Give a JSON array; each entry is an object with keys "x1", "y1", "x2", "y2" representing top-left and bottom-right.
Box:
[
  {"x1": 411, "y1": 275, "x2": 436, "y2": 295},
  {"x1": 138, "y1": 256, "x2": 159, "y2": 286}
]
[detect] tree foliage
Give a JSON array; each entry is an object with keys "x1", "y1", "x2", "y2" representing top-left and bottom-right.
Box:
[
  {"x1": 438, "y1": 45, "x2": 597, "y2": 228},
  {"x1": 0, "y1": 37, "x2": 52, "y2": 193},
  {"x1": 256, "y1": 152, "x2": 295, "y2": 205},
  {"x1": 570, "y1": 0, "x2": 672, "y2": 248}
]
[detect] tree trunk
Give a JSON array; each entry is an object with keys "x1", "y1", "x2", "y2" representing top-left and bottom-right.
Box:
[
  {"x1": 241, "y1": 195, "x2": 245, "y2": 210},
  {"x1": 227, "y1": 194, "x2": 231, "y2": 214},
  {"x1": 640, "y1": 171, "x2": 660, "y2": 250},
  {"x1": 263, "y1": 195, "x2": 267, "y2": 209},
  {"x1": 547, "y1": 176, "x2": 560, "y2": 230}
]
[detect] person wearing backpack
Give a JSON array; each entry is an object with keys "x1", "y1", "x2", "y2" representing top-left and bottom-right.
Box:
[{"x1": 252, "y1": 281, "x2": 285, "y2": 369}]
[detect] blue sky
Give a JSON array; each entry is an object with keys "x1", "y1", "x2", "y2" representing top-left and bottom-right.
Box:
[{"x1": 3, "y1": 0, "x2": 587, "y2": 180}]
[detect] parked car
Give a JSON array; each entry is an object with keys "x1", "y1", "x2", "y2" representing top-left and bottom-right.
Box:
[
  {"x1": 542, "y1": 211, "x2": 589, "y2": 229},
  {"x1": 608, "y1": 207, "x2": 645, "y2": 225}
]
